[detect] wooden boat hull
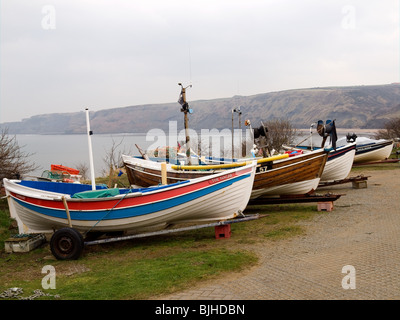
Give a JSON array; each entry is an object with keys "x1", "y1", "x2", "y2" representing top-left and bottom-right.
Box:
[
  {"x1": 3, "y1": 163, "x2": 256, "y2": 234},
  {"x1": 123, "y1": 149, "x2": 328, "y2": 199},
  {"x1": 250, "y1": 177, "x2": 320, "y2": 199},
  {"x1": 250, "y1": 149, "x2": 327, "y2": 198}
]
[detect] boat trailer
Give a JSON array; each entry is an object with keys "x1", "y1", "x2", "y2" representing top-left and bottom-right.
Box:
[
  {"x1": 85, "y1": 214, "x2": 264, "y2": 246},
  {"x1": 49, "y1": 214, "x2": 265, "y2": 260}
]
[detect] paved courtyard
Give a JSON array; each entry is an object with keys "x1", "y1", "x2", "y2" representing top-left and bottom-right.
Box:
[{"x1": 160, "y1": 166, "x2": 400, "y2": 300}]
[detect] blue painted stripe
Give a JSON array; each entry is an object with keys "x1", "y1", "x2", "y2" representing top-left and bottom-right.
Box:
[
  {"x1": 356, "y1": 142, "x2": 391, "y2": 155},
  {"x1": 327, "y1": 145, "x2": 356, "y2": 161},
  {"x1": 13, "y1": 174, "x2": 250, "y2": 221}
]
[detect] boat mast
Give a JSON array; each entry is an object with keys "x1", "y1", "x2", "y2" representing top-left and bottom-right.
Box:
[
  {"x1": 231, "y1": 109, "x2": 234, "y2": 160},
  {"x1": 178, "y1": 83, "x2": 192, "y2": 165},
  {"x1": 85, "y1": 108, "x2": 96, "y2": 190}
]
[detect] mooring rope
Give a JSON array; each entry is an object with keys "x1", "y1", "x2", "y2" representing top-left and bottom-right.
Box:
[{"x1": 83, "y1": 189, "x2": 133, "y2": 236}]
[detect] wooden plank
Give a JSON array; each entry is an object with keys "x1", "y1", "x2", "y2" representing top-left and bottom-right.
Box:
[
  {"x1": 352, "y1": 159, "x2": 400, "y2": 166},
  {"x1": 62, "y1": 196, "x2": 72, "y2": 228},
  {"x1": 318, "y1": 175, "x2": 369, "y2": 188},
  {"x1": 248, "y1": 193, "x2": 342, "y2": 205}
]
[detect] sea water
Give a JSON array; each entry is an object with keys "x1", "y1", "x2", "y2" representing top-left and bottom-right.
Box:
[
  {"x1": 14, "y1": 131, "x2": 251, "y2": 178},
  {"x1": 15, "y1": 133, "x2": 151, "y2": 178}
]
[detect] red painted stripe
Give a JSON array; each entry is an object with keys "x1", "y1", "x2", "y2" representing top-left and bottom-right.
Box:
[{"x1": 328, "y1": 145, "x2": 355, "y2": 158}]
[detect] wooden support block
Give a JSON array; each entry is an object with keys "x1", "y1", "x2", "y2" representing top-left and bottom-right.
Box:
[
  {"x1": 215, "y1": 224, "x2": 231, "y2": 239},
  {"x1": 352, "y1": 180, "x2": 367, "y2": 189},
  {"x1": 317, "y1": 202, "x2": 333, "y2": 212}
]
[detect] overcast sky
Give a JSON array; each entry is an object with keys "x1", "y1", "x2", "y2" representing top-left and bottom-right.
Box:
[{"x1": 0, "y1": 0, "x2": 398, "y2": 123}]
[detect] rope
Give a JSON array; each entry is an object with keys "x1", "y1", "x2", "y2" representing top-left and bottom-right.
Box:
[
  {"x1": 83, "y1": 189, "x2": 132, "y2": 236},
  {"x1": 0, "y1": 287, "x2": 60, "y2": 300},
  {"x1": 292, "y1": 132, "x2": 314, "y2": 148}
]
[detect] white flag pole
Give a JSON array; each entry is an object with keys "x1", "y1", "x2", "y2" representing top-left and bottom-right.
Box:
[{"x1": 85, "y1": 108, "x2": 96, "y2": 190}]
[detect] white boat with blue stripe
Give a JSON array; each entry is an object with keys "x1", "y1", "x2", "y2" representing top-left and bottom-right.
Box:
[{"x1": 3, "y1": 162, "x2": 256, "y2": 235}]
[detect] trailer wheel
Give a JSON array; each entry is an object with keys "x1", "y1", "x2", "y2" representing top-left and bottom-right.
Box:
[{"x1": 50, "y1": 228, "x2": 84, "y2": 260}]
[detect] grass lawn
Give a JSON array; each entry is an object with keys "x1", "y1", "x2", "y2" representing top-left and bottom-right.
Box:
[{"x1": 0, "y1": 195, "x2": 323, "y2": 300}]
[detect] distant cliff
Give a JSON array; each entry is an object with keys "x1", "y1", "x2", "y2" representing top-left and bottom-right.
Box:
[{"x1": 2, "y1": 83, "x2": 399, "y2": 134}]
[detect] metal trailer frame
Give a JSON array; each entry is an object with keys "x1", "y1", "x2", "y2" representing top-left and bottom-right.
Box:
[
  {"x1": 49, "y1": 214, "x2": 265, "y2": 260},
  {"x1": 84, "y1": 214, "x2": 264, "y2": 246}
]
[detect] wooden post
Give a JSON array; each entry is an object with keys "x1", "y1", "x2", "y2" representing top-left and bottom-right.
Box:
[
  {"x1": 108, "y1": 163, "x2": 114, "y2": 188},
  {"x1": 238, "y1": 108, "x2": 242, "y2": 157},
  {"x1": 179, "y1": 83, "x2": 192, "y2": 165},
  {"x1": 232, "y1": 109, "x2": 234, "y2": 160},
  {"x1": 62, "y1": 196, "x2": 72, "y2": 228},
  {"x1": 182, "y1": 88, "x2": 192, "y2": 165},
  {"x1": 184, "y1": 111, "x2": 191, "y2": 165},
  {"x1": 161, "y1": 162, "x2": 167, "y2": 185}
]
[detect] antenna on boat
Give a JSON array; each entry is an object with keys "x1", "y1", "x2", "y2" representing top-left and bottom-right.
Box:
[
  {"x1": 85, "y1": 108, "x2": 96, "y2": 190},
  {"x1": 310, "y1": 122, "x2": 316, "y2": 150},
  {"x1": 178, "y1": 83, "x2": 193, "y2": 165},
  {"x1": 232, "y1": 107, "x2": 242, "y2": 159}
]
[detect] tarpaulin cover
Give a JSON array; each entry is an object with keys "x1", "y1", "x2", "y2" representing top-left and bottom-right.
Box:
[{"x1": 71, "y1": 188, "x2": 121, "y2": 199}]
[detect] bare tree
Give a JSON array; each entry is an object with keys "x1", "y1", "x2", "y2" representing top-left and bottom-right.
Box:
[
  {"x1": 102, "y1": 137, "x2": 133, "y2": 187},
  {"x1": 374, "y1": 117, "x2": 400, "y2": 140},
  {"x1": 0, "y1": 128, "x2": 39, "y2": 181},
  {"x1": 259, "y1": 118, "x2": 297, "y2": 154},
  {"x1": 74, "y1": 162, "x2": 89, "y2": 180}
]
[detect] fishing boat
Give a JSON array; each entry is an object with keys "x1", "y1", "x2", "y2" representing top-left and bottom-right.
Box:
[
  {"x1": 3, "y1": 162, "x2": 256, "y2": 237},
  {"x1": 123, "y1": 149, "x2": 329, "y2": 199},
  {"x1": 121, "y1": 85, "x2": 327, "y2": 199},
  {"x1": 40, "y1": 165, "x2": 82, "y2": 183},
  {"x1": 284, "y1": 143, "x2": 356, "y2": 182},
  {"x1": 50, "y1": 164, "x2": 80, "y2": 175},
  {"x1": 336, "y1": 136, "x2": 394, "y2": 163},
  {"x1": 281, "y1": 120, "x2": 358, "y2": 182},
  {"x1": 250, "y1": 149, "x2": 328, "y2": 198}
]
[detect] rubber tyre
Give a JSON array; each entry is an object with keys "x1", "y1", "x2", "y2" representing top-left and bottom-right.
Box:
[{"x1": 50, "y1": 228, "x2": 84, "y2": 260}]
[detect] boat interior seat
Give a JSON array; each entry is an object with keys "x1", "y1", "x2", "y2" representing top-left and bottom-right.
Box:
[{"x1": 18, "y1": 180, "x2": 107, "y2": 196}]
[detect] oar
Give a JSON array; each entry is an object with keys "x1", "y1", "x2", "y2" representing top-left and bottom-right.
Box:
[
  {"x1": 135, "y1": 144, "x2": 149, "y2": 160},
  {"x1": 171, "y1": 154, "x2": 289, "y2": 170}
]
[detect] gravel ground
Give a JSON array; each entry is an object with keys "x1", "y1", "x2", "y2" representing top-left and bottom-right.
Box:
[{"x1": 160, "y1": 165, "x2": 400, "y2": 300}]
